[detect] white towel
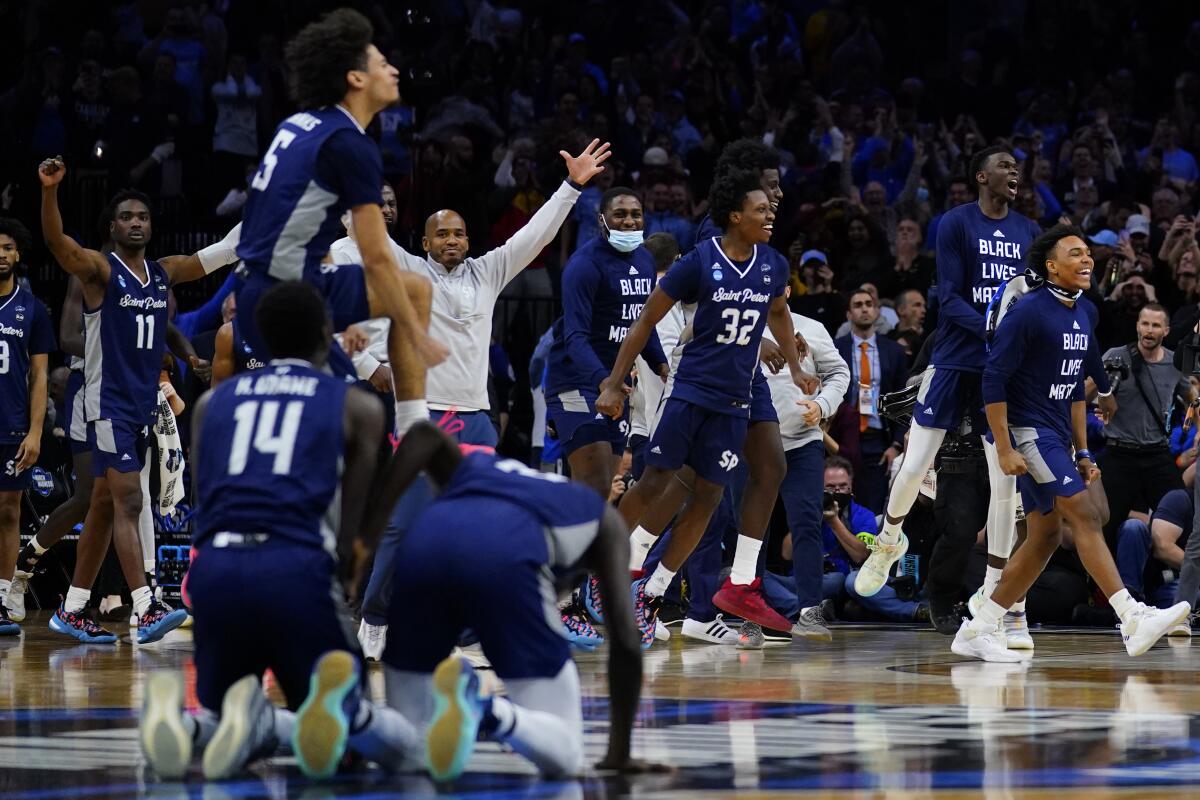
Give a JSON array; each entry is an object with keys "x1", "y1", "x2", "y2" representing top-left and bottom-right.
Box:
[{"x1": 153, "y1": 389, "x2": 185, "y2": 516}]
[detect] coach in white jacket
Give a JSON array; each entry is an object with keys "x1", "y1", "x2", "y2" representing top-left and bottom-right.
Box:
[{"x1": 763, "y1": 309, "x2": 850, "y2": 638}]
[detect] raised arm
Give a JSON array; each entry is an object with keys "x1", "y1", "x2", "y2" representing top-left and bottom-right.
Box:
[{"x1": 38, "y1": 158, "x2": 109, "y2": 284}]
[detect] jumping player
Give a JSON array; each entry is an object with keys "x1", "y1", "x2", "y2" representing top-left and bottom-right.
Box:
[
  {"x1": 235, "y1": 8, "x2": 446, "y2": 436},
  {"x1": 953, "y1": 224, "x2": 1190, "y2": 662},
  {"x1": 596, "y1": 169, "x2": 808, "y2": 646},
  {"x1": 139, "y1": 281, "x2": 417, "y2": 780},
  {"x1": 0, "y1": 218, "x2": 53, "y2": 635}
]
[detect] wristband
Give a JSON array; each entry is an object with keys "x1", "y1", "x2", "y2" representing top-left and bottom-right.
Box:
[
  {"x1": 1096, "y1": 388, "x2": 1113, "y2": 398},
  {"x1": 1074, "y1": 449, "x2": 1093, "y2": 462},
  {"x1": 565, "y1": 178, "x2": 584, "y2": 192},
  {"x1": 197, "y1": 222, "x2": 242, "y2": 273}
]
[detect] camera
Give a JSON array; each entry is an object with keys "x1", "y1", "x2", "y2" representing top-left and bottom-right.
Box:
[{"x1": 1103, "y1": 356, "x2": 1130, "y2": 392}]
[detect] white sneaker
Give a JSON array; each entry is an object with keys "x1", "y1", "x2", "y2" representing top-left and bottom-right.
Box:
[
  {"x1": 681, "y1": 614, "x2": 737, "y2": 645},
  {"x1": 967, "y1": 585, "x2": 988, "y2": 618},
  {"x1": 853, "y1": 533, "x2": 908, "y2": 598},
  {"x1": 951, "y1": 618, "x2": 1023, "y2": 663},
  {"x1": 1122, "y1": 601, "x2": 1191, "y2": 656},
  {"x1": 4, "y1": 576, "x2": 26, "y2": 622},
  {"x1": 1003, "y1": 611, "x2": 1034, "y2": 650},
  {"x1": 358, "y1": 620, "x2": 387, "y2": 661},
  {"x1": 654, "y1": 619, "x2": 671, "y2": 642}
]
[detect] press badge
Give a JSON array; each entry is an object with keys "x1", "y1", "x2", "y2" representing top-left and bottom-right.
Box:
[{"x1": 858, "y1": 383, "x2": 876, "y2": 416}]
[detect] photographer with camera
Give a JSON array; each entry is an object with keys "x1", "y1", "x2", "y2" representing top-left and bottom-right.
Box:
[{"x1": 1089, "y1": 304, "x2": 1195, "y2": 552}]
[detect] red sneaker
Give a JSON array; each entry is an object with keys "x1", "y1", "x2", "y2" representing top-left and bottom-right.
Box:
[{"x1": 712, "y1": 577, "x2": 794, "y2": 633}]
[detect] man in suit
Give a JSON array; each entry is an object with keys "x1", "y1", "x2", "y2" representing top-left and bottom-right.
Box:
[{"x1": 833, "y1": 288, "x2": 908, "y2": 513}]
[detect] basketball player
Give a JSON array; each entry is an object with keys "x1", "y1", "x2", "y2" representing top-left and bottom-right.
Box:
[
  {"x1": 140, "y1": 281, "x2": 417, "y2": 780},
  {"x1": 953, "y1": 225, "x2": 1190, "y2": 662},
  {"x1": 596, "y1": 169, "x2": 807, "y2": 646},
  {"x1": 0, "y1": 218, "x2": 53, "y2": 634},
  {"x1": 40, "y1": 161, "x2": 215, "y2": 644},
  {"x1": 357, "y1": 420, "x2": 656, "y2": 778},
  {"x1": 235, "y1": 8, "x2": 446, "y2": 439},
  {"x1": 855, "y1": 146, "x2": 1039, "y2": 636},
  {"x1": 546, "y1": 186, "x2": 669, "y2": 497}
]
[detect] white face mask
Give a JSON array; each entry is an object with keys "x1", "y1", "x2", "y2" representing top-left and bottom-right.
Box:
[{"x1": 601, "y1": 218, "x2": 644, "y2": 252}]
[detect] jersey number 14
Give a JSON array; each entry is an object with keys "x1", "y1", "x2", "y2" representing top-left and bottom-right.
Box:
[{"x1": 227, "y1": 400, "x2": 304, "y2": 476}]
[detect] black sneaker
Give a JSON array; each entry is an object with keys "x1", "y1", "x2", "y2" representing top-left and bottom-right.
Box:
[
  {"x1": 14, "y1": 543, "x2": 42, "y2": 578},
  {"x1": 929, "y1": 597, "x2": 968, "y2": 635}
]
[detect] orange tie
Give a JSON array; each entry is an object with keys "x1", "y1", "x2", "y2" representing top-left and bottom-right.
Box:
[{"x1": 859, "y1": 341, "x2": 871, "y2": 433}]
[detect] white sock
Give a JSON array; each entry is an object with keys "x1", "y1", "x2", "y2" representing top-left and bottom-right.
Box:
[
  {"x1": 348, "y1": 701, "x2": 418, "y2": 765},
  {"x1": 30, "y1": 535, "x2": 48, "y2": 555},
  {"x1": 983, "y1": 566, "x2": 1003, "y2": 595},
  {"x1": 645, "y1": 563, "x2": 676, "y2": 597},
  {"x1": 0, "y1": 579, "x2": 10, "y2": 601},
  {"x1": 730, "y1": 534, "x2": 762, "y2": 585},
  {"x1": 1109, "y1": 588, "x2": 1138, "y2": 623},
  {"x1": 878, "y1": 521, "x2": 903, "y2": 546},
  {"x1": 968, "y1": 599, "x2": 1007, "y2": 632},
  {"x1": 1011, "y1": 598, "x2": 1026, "y2": 614},
  {"x1": 64, "y1": 585, "x2": 91, "y2": 614},
  {"x1": 629, "y1": 526, "x2": 657, "y2": 570},
  {"x1": 131, "y1": 585, "x2": 153, "y2": 618},
  {"x1": 394, "y1": 399, "x2": 429, "y2": 437},
  {"x1": 489, "y1": 695, "x2": 583, "y2": 777},
  {"x1": 489, "y1": 695, "x2": 516, "y2": 735}
]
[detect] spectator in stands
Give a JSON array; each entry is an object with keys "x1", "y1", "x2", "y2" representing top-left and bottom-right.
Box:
[{"x1": 210, "y1": 52, "x2": 261, "y2": 199}]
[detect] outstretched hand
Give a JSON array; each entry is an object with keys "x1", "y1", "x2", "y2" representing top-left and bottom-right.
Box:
[{"x1": 561, "y1": 139, "x2": 612, "y2": 185}]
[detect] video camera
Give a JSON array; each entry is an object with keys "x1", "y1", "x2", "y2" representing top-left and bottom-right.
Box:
[{"x1": 1103, "y1": 356, "x2": 1130, "y2": 392}]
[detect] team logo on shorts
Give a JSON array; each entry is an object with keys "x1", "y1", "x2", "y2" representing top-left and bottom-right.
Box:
[{"x1": 719, "y1": 450, "x2": 739, "y2": 471}]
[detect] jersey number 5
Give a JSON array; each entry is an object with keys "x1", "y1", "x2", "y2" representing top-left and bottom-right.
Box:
[
  {"x1": 227, "y1": 400, "x2": 304, "y2": 476},
  {"x1": 251, "y1": 130, "x2": 298, "y2": 191},
  {"x1": 715, "y1": 308, "x2": 760, "y2": 345}
]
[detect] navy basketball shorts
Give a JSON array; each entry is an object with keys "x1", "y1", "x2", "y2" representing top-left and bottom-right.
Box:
[
  {"x1": 749, "y1": 371, "x2": 778, "y2": 425},
  {"x1": 64, "y1": 369, "x2": 89, "y2": 455},
  {"x1": 1007, "y1": 427, "x2": 1087, "y2": 515},
  {"x1": 545, "y1": 388, "x2": 628, "y2": 457},
  {"x1": 644, "y1": 397, "x2": 749, "y2": 485},
  {"x1": 188, "y1": 541, "x2": 362, "y2": 712},
  {"x1": 87, "y1": 419, "x2": 149, "y2": 477},
  {"x1": 0, "y1": 442, "x2": 30, "y2": 491},
  {"x1": 384, "y1": 496, "x2": 571, "y2": 681},
  {"x1": 912, "y1": 366, "x2": 987, "y2": 433}
]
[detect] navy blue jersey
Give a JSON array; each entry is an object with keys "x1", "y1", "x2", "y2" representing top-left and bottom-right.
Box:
[
  {"x1": 933, "y1": 203, "x2": 1041, "y2": 372},
  {"x1": 237, "y1": 107, "x2": 383, "y2": 283},
  {"x1": 657, "y1": 237, "x2": 786, "y2": 416},
  {"x1": 318, "y1": 262, "x2": 370, "y2": 333},
  {"x1": 194, "y1": 360, "x2": 349, "y2": 551},
  {"x1": 0, "y1": 284, "x2": 55, "y2": 443},
  {"x1": 432, "y1": 452, "x2": 607, "y2": 578},
  {"x1": 545, "y1": 237, "x2": 667, "y2": 395},
  {"x1": 83, "y1": 254, "x2": 169, "y2": 425},
  {"x1": 982, "y1": 289, "x2": 1096, "y2": 442}
]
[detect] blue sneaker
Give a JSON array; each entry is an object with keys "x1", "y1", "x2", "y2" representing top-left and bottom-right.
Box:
[
  {"x1": 631, "y1": 577, "x2": 661, "y2": 650},
  {"x1": 293, "y1": 650, "x2": 360, "y2": 778},
  {"x1": 0, "y1": 604, "x2": 19, "y2": 636},
  {"x1": 427, "y1": 654, "x2": 488, "y2": 781},
  {"x1": 562, "y1": 604, "x2": 604, "y2": 650},
  {"x1": 137, "y1": 600, "x2": 189, "y2": 644},
  {"x1": 582, "y1": 575, "x2": 605, "y2": 624},
  {"x1": 49, "y1": 605, "x2": 117, "y2": 643}
]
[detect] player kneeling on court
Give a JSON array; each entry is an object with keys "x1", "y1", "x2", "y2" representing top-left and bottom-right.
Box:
[
  {"x1": 952, "y1": 224, "x2": 1190, "y2": 663},
  {"x1": 139, "y1": 281, "x2": 418, "y2": 780}
]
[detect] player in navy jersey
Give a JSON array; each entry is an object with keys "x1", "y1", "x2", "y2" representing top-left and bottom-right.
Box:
[
  {"x1": 140, "y1": 281, "x2": 418, "y2": 781},
  {"x1": 953, "y1": 224, "x2": 1191, "y2": 662},
  {"x1": 546, "y1": 186, "x2": 669, "y2": 497},
  {"x1": 236, "y1": 8, "x2": 446, "y2": 437},
  {"x1": 0, "y1": 218, "x2": 53, "y2": 635},
  {"x1": 39, "y1": 159, "x2": 216, "y2": 644},
  {"x1": 596, "y1": 169, "x2": 808, "y2": 646},
  {"x1": 855, "y1": 146, "x2": 1040, "y2": 618},
  {"x1": 351, "y1": 421, "x2": 656, "y2": 779}
]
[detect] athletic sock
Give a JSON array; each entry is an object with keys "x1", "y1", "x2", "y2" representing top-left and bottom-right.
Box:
[
  {"x1": 1011, "y1": 598, "x2": 1027, "y2": 614},
  {"x1": 1109, "y1": 588, "x2": 1138, "y2": 623},
  {"x1": 629, "y1": 526, "x2": 657, "y2": 570},
  {"x1": 64, "y1": 585, "x2": 91, "y2": 614},
  {"x1": 131, "y1": 585, "x2": 153, "y2": 618},
  {"x1": 645, "y1": 563, "x2": 676, "y2": 597},
  {"x1": 983, "y1": 566, "x2": 1003, "y2": 596},
  {"x1": 394, "y1": 399, "x2": 429, "y2": 437},
  {"x1": 968, "y1": 599, "x2": 1006, "y2": 632},
  {"x1": 730, "y1": 535, "x2": 762, "y2": 585},
  {"x1": 29, "y1": 535, "x2": 48, "y2": 555},
  {"x1": 877, "y1": 522, "x2": 902, "y2": 547},
  {"x1": 347, "y1": 701, "x2": 418, "y2": 765},
  {"x1": 486, "y1": 695, "x2": 515, "y2": 737}
]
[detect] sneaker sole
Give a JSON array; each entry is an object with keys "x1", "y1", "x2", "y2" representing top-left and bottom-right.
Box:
[
  {"x1": 141, "y1": 672, "x2": 191, "y2": 779},
  {"x1": 137, "y1": 608, "x2": 189, "y2": 644},
  {"x1": 1126, "y1": 604, "x2": 1192, "y2": 657},
  {"x1": 566, "y1": 635, "x2": 603, "y2": 651},
  {"x1": 48, "y1": 613, "x2": 116, "y2": 644},
  {"x1": 427, "y1": 656, "x2": 481, "y2": 781},
  {"x1": 292, "y1": 650, "x2": 358, "y2": 778},
  {"x1": 1168, "y1": 625, "x2": 1192, "y2": 637},
  {"x1": 1006, "y1": 635, "x2": 1035, "y2": 650},
  {"x1": 790, "y1": 626, "x2": 833, "y2": 642},
  {"x1": 681, "y1": 630, "x2": 737, "y2": 645},
  {"x1": 951, "y1": 637, "x2": 1022, "y2": 663},
  {"x1": 203, "y1": 674, "x2": 266, "y2": 780}
]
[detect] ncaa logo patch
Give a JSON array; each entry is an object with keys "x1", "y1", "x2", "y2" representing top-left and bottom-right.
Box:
[
  {"x1": 117, "y1": 273, "x2": 127, "y2": 288},
  {"x1": 31, "y1": 467, "x2": 54, "y2": 497},
  {"x1": 711, "y1": 262, "x2": 724, "y2": 281}
]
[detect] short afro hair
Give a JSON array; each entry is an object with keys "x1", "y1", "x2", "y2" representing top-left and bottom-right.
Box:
[
  {"x1": 600, "y1": 186, "x2": 640, "y2": 214},
  {"x1": 256, "y1": 280, "x2": 331, "y2": 361},
  {"x1": 1028, "y1": 223, "x2": 1087, "y2": 278},
  {"x1": 707, "y1": 168, "x2": 766, "y2": 231},
  {"x1": 0, "y1": 217, "x2": 32, "y2": 256},
  {"x1": 713, "y1": 138, "x2": 781, "y2": 179},
  {"x1": 968, "y1": 145, "x2": 1013, "y2": 189},
  {"x1": 285, "y1": 8, "x2": 373, "y2": 110},
  {"x1": 107, "y1": 189, "x2": 152, "y2": 222}
]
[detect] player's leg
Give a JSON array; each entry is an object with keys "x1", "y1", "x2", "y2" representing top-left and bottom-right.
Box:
[
  {"x1": 379, "y1": 271, "x2": 434, "y2": 434},
  {"x1": 0, "y1": 489, "x2": 20, "y2": 633},
  {"x1": 50, "y1": 459, "x2": 118, "y2": 642},
  {"x1": 969, "y1": 437, "x2": 1019, "y2": 611},
  {"x1": 494, "y1": 662, "x2": 585, "y2": 776},
  {"x1": 566, "y1": 441, "x2": 619, "y2": 499},
  {"x1": 624, "y1": 467, "x2": 690, "y2": 571},
  {"x1": 138, "y1": 447, "x2": 156, "y2": 581}
]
